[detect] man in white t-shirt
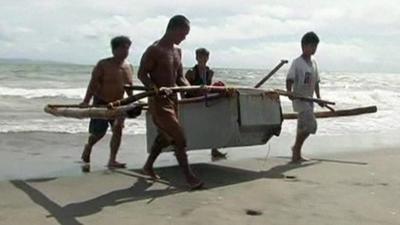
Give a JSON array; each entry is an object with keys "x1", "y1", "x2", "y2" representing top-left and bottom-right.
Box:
[{"x1": 286, "y1": 31, "x2": 324, "y2": 163}]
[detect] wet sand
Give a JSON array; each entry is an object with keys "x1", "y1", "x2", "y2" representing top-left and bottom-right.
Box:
[
  {"x1": 0, "y1": 131, "x2": 399, "y2": 224},
  {"x1": 0, "y1": 131, "x2": 399, "y2": 180}
]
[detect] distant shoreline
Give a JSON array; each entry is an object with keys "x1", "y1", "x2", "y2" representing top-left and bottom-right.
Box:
[
  {"x1": 3, "y1": 58, "x2": 400, "y2": 74},
  {"x1": 0, "y1": 58, "x2": 78, "y2": 66}
]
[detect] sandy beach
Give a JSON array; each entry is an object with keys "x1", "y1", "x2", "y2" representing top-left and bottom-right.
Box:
[
  {"x1": 0, "y1": 131, "x2": 399, "y2": 225},
  {"x1": 1, "y1": 130, "x2": 399, "y2": 180},
  {"x1": 1, "y1": 1, "x2": 399, "y2": 224}
]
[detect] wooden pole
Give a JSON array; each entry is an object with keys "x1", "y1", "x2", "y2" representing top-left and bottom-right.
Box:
[
  {"x1": 124, "y1": 85, "x2": 149, "y2": 91},
  {"x1": 283, "y1": 106, "x2": 377, "y2": 119},
  {"x1": 46, "y1": 104, "x2": 106, "y2": 108},
  {"x1": 109, "y1": 85, "x2": 240, "y2": 107},
  {"x1": 112, "y1": 85, "x2": 336, "y2": 108},
  {"x1": 254, "y1": 59, "x2": 288, "y2": 88},
  {"x1": 274, "y1": 89, "x2": 335, "y2": 106},
  {"x1": 44, "y1": 103, "x2": 143, "y2": 119}
]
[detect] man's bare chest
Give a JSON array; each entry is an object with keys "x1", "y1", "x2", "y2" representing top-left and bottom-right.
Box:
[
  {"x1": 157, "y1": 50, "x2": 180, "y2": 69},
  {"x1": 102, "y1": 67, "x2": 128, "y2": 84}
]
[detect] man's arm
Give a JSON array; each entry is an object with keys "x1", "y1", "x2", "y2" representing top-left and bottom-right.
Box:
[
  {"x1": 286, "y1": 61, "x2": 295, "y2": 100},
  {"x1": 138, "y1": 46, "x2": 156, "y2": 89},
  {"x1": 314, "y1": 60, "x2": 321, "y2": 99},
  {"x1": 81, "y1": 62, "x2": 102, "y2": 105},
  {"x1": 315, "y1": 81, "x2": 321, "y2": 99},
  {"x1": 185, "y1": 69, "x2": 194, "y2": 85},
  {"x1": 176, "y1": 49, "x2": 190, "y2": 86},
  {"x1": 286, "y1": 60, "x2": 296, "y2": 94},
  {"x1": 315, "y1": 81, "x2": 327, "y2": 107},
  {"x1": 125, "y1": 64, "x2": 134, "y2": 97},
  {"x1": 207, "y1": 69, "x2": 214, "y2": 85},
  {"x1": 286, "y1": 79, "x2": 293, "y2": 92}
]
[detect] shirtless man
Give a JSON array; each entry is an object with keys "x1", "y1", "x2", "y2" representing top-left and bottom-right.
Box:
[
  {"x1": 80, "y1": 36, "x2": 133, "y2": 168},
  {"x1": 138, "y1": 15, "x2": 203, "y2": 189}
]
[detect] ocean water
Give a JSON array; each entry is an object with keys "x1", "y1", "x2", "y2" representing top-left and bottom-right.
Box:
[{"x1": 0, "y1": 62, "x2": 399, "y2": 136}]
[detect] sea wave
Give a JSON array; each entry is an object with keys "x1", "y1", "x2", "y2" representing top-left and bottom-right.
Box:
[
  {"x1": 0, "y1": 118, "x2": 147, "y2": 135},
  {"x1": 0, "y1": 86, "x2": 85, "y2": 99},
  {"x1": 1, "y1": 64, "x2": 399, "y2": 136},
  {"x1": 0, "y1": 86, "x2": 147, "y2": 100}
]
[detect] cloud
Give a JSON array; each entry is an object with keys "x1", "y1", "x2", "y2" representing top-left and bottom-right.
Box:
[{"x1": 0, "y1": 0, "x2": 399, "y2": 72}]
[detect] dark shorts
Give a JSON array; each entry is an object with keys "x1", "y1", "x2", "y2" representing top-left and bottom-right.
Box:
[
  {"x1": 89, "y1": 118, "x2": 115, "y2": 135},
  {"x1": 88, "y1": 97, "x2": 115, "y2": 135}
]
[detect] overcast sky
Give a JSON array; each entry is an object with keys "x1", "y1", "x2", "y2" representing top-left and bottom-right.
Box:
[{"x1": 0, "y1": 0, "x2": 399, "y2": 72}]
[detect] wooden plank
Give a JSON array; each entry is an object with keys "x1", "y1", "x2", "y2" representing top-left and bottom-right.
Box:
[
  {"x1": 274, "y1": 89, "x2": 336, "y2": 106},
  {"x1": 46, "y1": 104, "x2": 106, "y2": 108},
  {"x1": 254, "y1": 59, "x2": 288, "y2": 88},
  {"x1": 44, "y1": 104, "x2": 142, "y2": 119},
  {"x1": 283, "y1": 106, "x2": 377, "y2": 119}
]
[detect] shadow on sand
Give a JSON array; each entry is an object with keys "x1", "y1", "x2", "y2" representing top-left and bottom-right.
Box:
[{"x1": 11, "y1": 161, "x2": 318, "y2": 225}]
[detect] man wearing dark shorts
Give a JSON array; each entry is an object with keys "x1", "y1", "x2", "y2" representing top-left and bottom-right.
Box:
[{"x1": 80, "y1": 36, "x2": 133, "y2": 168}]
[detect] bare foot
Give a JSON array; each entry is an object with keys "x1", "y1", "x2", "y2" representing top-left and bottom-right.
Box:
[
  {"x1": 290, "y1": 156, "x2": 310, "y2": 164},
  {"x1": 81, "y1": 164, "x2": 90, "y2": 173},
  {"x1": 81, "y1": 144, "x2": 91, "y2": 163},
  {"x1": 187, "y1": 176, "x2": 204, "y2": 190},
  {"x1": 107, "y1": 161, "x2": 126, "y2": 169},
  {"x1": 299, "y1": 156, "x2": 310, "y2": 161},
  {"x1": 211, "y1": 149, "x2": 227, "y2": 160},
  {"x1": 142, "y1": 166, "x2": 160, "y2": 180}
]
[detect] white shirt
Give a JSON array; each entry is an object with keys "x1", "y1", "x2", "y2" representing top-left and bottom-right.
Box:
[{"x1": 286, "y1": 56, "x2": 320, "y2": 112}]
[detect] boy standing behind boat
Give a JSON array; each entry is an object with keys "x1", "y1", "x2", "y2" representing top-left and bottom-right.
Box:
[
  {"x1": 185, "y1": 48, "x2": 227, "y2": 160},
  {"x1": 80, "y1": 36, "x2": 133, "y2": 168},
  {"x1": 286, "y1": 32, "x2": 324, "y2": 163}
]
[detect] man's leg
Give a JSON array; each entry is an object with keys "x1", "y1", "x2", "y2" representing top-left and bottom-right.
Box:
[
  {"x1": 167, "y1": 123, "x2": 203, "y2": 189},
  {"x1": 291, "y1": 110, "x2": 315, "y2": 163},
  {"x1": 154, "y1": 114, "x2": 203, "y2": 188},
  {"x1": 82, "y1": 133, "x2": 105, "y2": 163},
  {"x1": 83, "y1": 118, "x2": 108, "y2": 163},
  {"x1": 291, "y1": 131, "x2": 310, "y2": 163},
  {"x1": 150, "y1": 97, "x2": 203, "y2": 188},
  {"x1": 143, "y1": 133, "x2": 170, "y2": 179},
  {"x1": 174, "y1": 146, "x2": 203, "y2": 189},
  {"x1": 108, "y1": 119, "x2": 126, "y2": 168}
]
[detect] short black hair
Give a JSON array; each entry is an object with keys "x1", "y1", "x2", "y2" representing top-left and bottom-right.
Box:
[
  {"x1": 195, "y1": 48, "x2": 210, "y2": 56},
  {"x1": 301, "y1": 32, "x2": 319, "y2": 46},
  {"x1": 167, "y1": 15, "x2": 190, "y2": 31},
  {"x1": 111, "y1": 36, "x2": 132, "y2": 50}
]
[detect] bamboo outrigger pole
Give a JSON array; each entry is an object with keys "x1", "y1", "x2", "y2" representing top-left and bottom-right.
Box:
[
  {"x1": 254, "y1": 59, "x2": 289, "y2": 88},
  {"x1": 44, "y1": 85, "x2": 378, "y2": 120},
  {"x1": 111, "y1": 85, "x2": 335, "y2": 108},
  {"x1": 109, "y1": 85, "x2": 238, "y2": 108},
  {"x1": 46, "y1": 104, "x2": 106, "y2": 108},
  {"x1": 283, "y1": 106, "x2": 377, "y2": 119},
  {"x1": 274, "y1": 89, "x2": 335, "y2": 106}
]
